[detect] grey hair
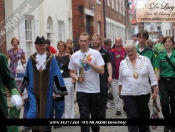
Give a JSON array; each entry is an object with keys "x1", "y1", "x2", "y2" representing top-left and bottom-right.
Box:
[
  {"x1": 124, "y1": 40, "x2": 136, "y2": 49},
  {"x1": 104, "y1": 38, "x2": 112, "y2": 46}
]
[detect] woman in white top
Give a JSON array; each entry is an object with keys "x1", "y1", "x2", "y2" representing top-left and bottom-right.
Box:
[{"x1": 118, "y1": 40, "x2": 158, "y2": 132}]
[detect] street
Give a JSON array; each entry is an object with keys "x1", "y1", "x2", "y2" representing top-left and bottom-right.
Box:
[{"x1": 17, "y1": 93, "x2": 165, "y2": 132}]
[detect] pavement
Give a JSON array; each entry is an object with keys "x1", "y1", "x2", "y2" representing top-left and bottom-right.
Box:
[{"x1": 7, "y1": 92, "x2": 165, "y2": 132}]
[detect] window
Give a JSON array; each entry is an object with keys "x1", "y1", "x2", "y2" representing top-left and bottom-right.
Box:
[
  {"x1": 119, "y1": 0, "x2": 122, "y2": 14},
  {"x1": 58, "y1": 20, "x2": 64, "y2": 41},
  {"x1": 123, "y1": 0, "x2": 125, "y2": 15},
  {"x1": 97, "y1": 0, "x2": 101, "y2": 4},
  {"x1": 107, "y1": 0, "x2": 110, "y2": 6},
  {"x1": 111, "y1": 0, "x2": 115, "y2": 9},
  {"x1": 115, "y1": 0, "x2": 118, "y2": 11},
  {"x1": 25, "y1": 18, "x2": 33, "y2": 59}
]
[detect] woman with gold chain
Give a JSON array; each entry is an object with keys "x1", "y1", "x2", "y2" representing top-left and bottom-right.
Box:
[{"x1": 118, "y1": 40, "x2": 158, "y2": 132}]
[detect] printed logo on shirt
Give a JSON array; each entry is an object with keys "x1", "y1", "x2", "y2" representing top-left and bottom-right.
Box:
[
  {"x1": 161, "y1": 59, "x2": 167, "y2": 62},
  {"x1": 79, "y1": 54, "x2": 92, "y2": 71}
]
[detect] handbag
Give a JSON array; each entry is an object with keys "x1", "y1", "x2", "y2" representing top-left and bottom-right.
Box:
[
  {"x1": 151, "y1": 99, "x2": 160, "y2": 130},
  {"x1": 15, "y1": 60, "x2": 25, "y2": 81},
  {"x1": 107, "y1": 84, "x2": 114, "y2": 100}
]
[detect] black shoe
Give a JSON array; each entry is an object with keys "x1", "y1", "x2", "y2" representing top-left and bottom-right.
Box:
[
  {"x1": 164, "y1": 126, "x2": 170, "y2": 132},
  {"x1": 106, "y1": 106, "x2": 108, "y2": 109},
  {"x1": 116, "y1": 111, "x2": 121, "y2": 115}
]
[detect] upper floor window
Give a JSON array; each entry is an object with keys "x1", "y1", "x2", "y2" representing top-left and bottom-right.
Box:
[
  {"x1": 115, "y1": 0, "x2": 118, "y2": 11},
  {"x1": 107, "y1": 0, "x2": 110, "y2": 7},
  {"x1": 25, "y1": 18, "x2": 33, "y2": 59},
  {"x1": 97, "y1": 0, "x2": 101, "y2": 4},
  {"x1": 58, "y1": 20, "x2": 65, "y2": 41}
]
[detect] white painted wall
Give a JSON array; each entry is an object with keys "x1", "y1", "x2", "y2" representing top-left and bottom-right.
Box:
[
  {"x1": 161, "y1": 22, "x2": 171, "y2": 36},
  {"x1": 5, "y1": 0, "x2": 72, "y2": 59}
]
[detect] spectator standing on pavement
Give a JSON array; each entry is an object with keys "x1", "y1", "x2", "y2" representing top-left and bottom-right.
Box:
[
  {"x1": 92, "y1": 34, "x2": 112, "y2": 119},
  {"x1": 65, "y1": 44, "x2": 74, "y2": 55},
  {"x1": 111, "y1": 37, "x2": 126, "y2": 115},
  {"x1": 153, "y1": 34, "x2": 165, "y2": 55},
  {"x1": 154, "y1": 36, "x2": 175, "y2": 132},
  {"x1": 68, "y1": 32, "x2": 104, "y2": 132},
  {"x1": 0, "y1": 53, "x2": 23, "y2": 132},
  {"x1": 66, "y1": 38, "x2": 77, "y2": 53},
  {"x1": 119, "y1": 40, "x2": 158, "y2": 132},
  {"x1": 7, "y1": 37, "x2": 26, "y2": 91},
  {"x1": 46, "y1": 39, "x2": 57, "y2": 54},
  {"x1": 132, "y1": 34, "x2": 138, "y2": 45},
  {"x1": 55, "y1": 41, "x2": 74, "y2": 119},
  {"x1": 21, "y1": 36, "x2": 66, "y2": 132}
]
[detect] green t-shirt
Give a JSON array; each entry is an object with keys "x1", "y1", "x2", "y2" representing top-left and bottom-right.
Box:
[
  {"x1": 154, "y1": 50, "x2": 175, "y2": 77},
  {"x1": 136, "y1": 45, "x2": 156, "y2": 67},
  {"x1": 154, "y1": 43, "x2": 165, "y2": 54}
]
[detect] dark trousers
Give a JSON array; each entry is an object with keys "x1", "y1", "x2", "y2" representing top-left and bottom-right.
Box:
[
  {"x1": 123, "y1": 94, "x2": 150, "y2": 132},
  {"x1": 99, "y1": 85, "x2": 108, "y2": 119},
  {"x1": 0, "y1": 109, "x2": 7, "y2": 132},
  {"x1": 77, "y1": 92, "x2": 100, "y2": 132},
  {"x1": 159, "y1": 79, "x2": 175, "y2": 119}
]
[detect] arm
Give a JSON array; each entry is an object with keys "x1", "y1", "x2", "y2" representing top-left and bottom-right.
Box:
[
  {"x1": 118, "y1": 61, "x2": 123, "y2": 98},
  {"x1": 6, "y1": 53, "x2": 10, "y2": 60},
  {"x1": 152, "y1": 85, "x2": 158, "y2": 100},
  {"x1": 21, "y1": 53, "x2": 26, "y2": 63},
  {"x1": 147, "y1": 58, "x2": 159, "y2": 98},
  {"x1": 83, "y1": 59, "x2": 104, "y2": 75},
  {"x1": 70, "y1": 70, "x2": 78, "y2": 81},
  {"x1": 1, "y1": 54, "x2": 18, "y2": 93},
  {"x1": 107, "y1": 62, "x2": 112, "y2": 84},
  {"x1": 155, "y1": 68, "x2": 160, "y2": 82},
  {"x1": 119, "y1": 85, "x2": 122, "y2": 99}
]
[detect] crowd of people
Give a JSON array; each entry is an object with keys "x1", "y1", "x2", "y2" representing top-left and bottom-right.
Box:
[{"x1": 0, "y1": 29, "x2": 175, "y2": 132}]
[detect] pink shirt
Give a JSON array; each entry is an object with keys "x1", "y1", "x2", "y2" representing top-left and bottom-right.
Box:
[{"x1": 112, "y1": 47, "x2": 126, "y2": 79}]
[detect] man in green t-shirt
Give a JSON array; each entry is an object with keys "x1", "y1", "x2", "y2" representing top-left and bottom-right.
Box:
[
  {"x1": 136, "y1": 29, "x2": 157, "y2": 132},
  {"x1": 154, "y1": 34, "x2": 165, "y2": 55},
  {"x1": 136, "y1": 29, "x2": 156, "y2": 66}
]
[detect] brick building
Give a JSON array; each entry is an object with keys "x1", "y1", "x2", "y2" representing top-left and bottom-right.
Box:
[
  {"x1": 72, "y1": 0, "x2": 130, "y2": 48},
  {"x1": 72, "y1": 0, "x2": 104, "y2": 48},
  {"x1": 0, "y1": 0, "x2": 6, "y2": 54},
  {"x1": 105, "y1": 0, "x2": 130, "y2": 42},
  {"x1": 172, "y1": 23, "x2": 175, "y2": 41}
]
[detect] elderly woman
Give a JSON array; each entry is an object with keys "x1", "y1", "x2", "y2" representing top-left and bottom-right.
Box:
[
  {"x1": 154, "y1": 36, "x2": 175, "y2": 132},
  {"x1": 118, "y1": 40, "x2": 158, "y2": 132}
]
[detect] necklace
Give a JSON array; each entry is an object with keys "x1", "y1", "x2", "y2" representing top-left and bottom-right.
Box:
[
  {"x1": 32, "y1": 54, "x2": 53, "y2": 73},
  {"x1": 126, "y1": 57, "x2": 145, "y2": 79}
]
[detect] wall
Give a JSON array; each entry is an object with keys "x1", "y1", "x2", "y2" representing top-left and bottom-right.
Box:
[{"x1": 0, "y1": 0, "x2": 6, "y2": 54}]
